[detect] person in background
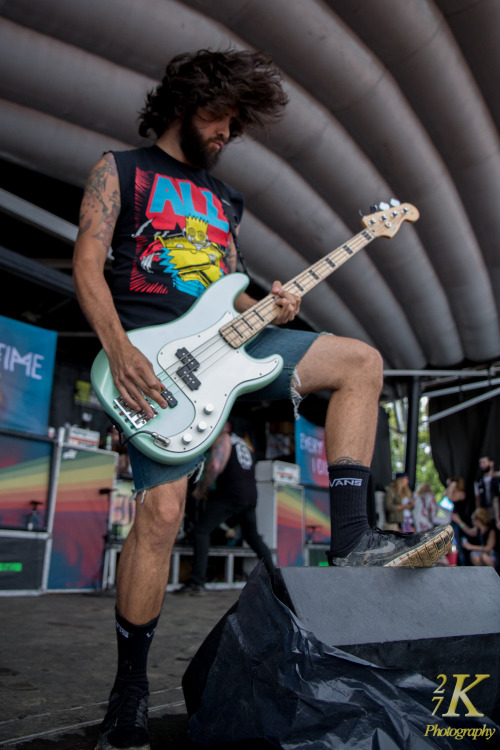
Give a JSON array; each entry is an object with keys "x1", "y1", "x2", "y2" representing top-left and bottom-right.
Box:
[
  {"x1": 474, "y1": 456, "x2": 498, "y2": 519},
  {"x1": 412, "y1": 482, "x2": 438, "y2": 533},
  {"x1": 447, "y1": 476, "x2": 468, "y2": 566},
  {"x1": 175, "y1": 422, "x2": 274, "y2": 594},
  {"x1": 106, "y1": 425, "x2": 132, "y2": 478},
  {"x1": 384, "y1": 473, "x2": 414, "y2": 532},
  {"x1": 492, "y1": 473, "x2": 500, "y2": 532},
  {"x1": 456, "y1": 507, "x2": 496, "y2": 568}
]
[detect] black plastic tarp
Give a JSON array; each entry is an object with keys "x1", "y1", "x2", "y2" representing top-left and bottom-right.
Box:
[{"x1": 184, "y1": 564, "x2": 499, "y2": 749}]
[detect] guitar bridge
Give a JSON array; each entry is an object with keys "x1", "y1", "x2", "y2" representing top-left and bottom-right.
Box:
[{"x1": 113, "y1": 396, "x2": 158, "y2": 429}]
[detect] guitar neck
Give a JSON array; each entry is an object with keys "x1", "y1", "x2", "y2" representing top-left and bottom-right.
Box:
[{"x1": 220, "y1": 226, "x2": 376, "y2": 348}]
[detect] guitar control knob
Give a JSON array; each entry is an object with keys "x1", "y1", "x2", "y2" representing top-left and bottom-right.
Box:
[
  {"x1": 203, "y1": 403, "x2": 214, "y2": 415},
  {"x1": 182, "y1": 433, "x2": 193, "y2": 445},
  {"x1": 197, "y1": 421, "x2": 208, "y2": 432}
]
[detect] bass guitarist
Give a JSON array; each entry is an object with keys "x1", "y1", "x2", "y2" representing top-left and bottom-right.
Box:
[{"x1": 72, "y1": 49, "x2": 453, "y2": 750}]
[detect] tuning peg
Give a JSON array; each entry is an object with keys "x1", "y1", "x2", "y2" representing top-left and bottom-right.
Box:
[
  {"x1": 389, "y1": 198, "x2": 401, "y2": 207},
  {"x1": 369, "y1": 205, "x2": 378, "y2": 213},
  {"x1": 378, "y1": 201, "x2": 390, "y2": 210},
  {"x1": 359, "y1": 208, "x2": 366, "y2": 217}
]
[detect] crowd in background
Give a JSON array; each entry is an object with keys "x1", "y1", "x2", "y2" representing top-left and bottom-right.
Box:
[{"x1": 383, "y1": 456, "x2": 500, "y2": 572}]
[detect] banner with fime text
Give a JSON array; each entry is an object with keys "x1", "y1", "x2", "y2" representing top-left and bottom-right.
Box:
[{"x1": 0, "y1": 315, "x2": 57, "y2": 435}]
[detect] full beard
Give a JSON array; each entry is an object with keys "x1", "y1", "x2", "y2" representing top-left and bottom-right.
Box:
[{"x1": 180, "y1": 116, "x2": 223, "y2": 170}]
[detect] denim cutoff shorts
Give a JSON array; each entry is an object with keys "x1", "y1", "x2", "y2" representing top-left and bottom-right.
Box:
[{"x1": 128, "y1": 327, "x2": 321, "y2": 491}]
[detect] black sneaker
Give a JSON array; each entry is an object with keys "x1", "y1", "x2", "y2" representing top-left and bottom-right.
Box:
[
  {"x1": 173, "y1": 581, "x2": 206, "y2": 596},
  {"x1": 95, "y1": 685, "x2": 150, "y2": 750},
  {"x1": 327, "y1": 524, "x2": 454, "y2": 567}
]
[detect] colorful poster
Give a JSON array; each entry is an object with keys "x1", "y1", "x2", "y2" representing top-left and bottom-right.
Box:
[
  {"x1": 276, "y1": 484, "x2": 304, "y2": 567},
  {"x1": 47, "y1": 447, "x2": 116, "y2": 590},
  {"x1": 304, "y1": 487, "x2": 330, "y2": 544},
  {"x1": 295, "y1": 416, "x2": 331, "y2": 547},
  {"x1": 0, "y1": 433, "x2": 52, "y2": 530},
  {"x1": 294, "y1": 416, "x2": 328, "y2": 488},
  {"x1": 0, "y1": 316, "x2": 57, "y2": 435}
]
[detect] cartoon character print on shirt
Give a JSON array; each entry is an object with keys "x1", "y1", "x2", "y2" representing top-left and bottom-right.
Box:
[
  {"x1": 131, "y1": 170, "x2": 231, "y2": 298},
  {"x1": 139, "y1": 216, "x2": 227, "y2": 296}
]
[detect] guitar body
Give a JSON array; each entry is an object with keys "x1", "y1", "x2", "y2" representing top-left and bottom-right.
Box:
[{"x1": 91, "y1": 274, "x2": 283, "y2": 464}]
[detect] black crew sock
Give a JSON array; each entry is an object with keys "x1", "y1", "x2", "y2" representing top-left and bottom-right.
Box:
[
  {"x1": 112, "y1": 608, "x2": 159, "y2": 694},
  {"x1": 328, "y1": 463, "x2": 371, "y2": 557}
]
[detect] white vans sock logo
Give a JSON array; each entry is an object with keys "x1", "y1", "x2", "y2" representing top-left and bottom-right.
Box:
[
  {"x1": 330, "y1": 478, "x2": 363, "y2": 488},
  {"x1": 116, "y1": 622, "x2": 130, "y2": 639}
]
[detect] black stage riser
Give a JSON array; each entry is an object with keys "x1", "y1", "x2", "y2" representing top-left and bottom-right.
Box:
[
  {"x1": 272, "y1": 566, "x2": 500, "y2": 720},
  {"x1": 183, "y1": 566, "x2": 500, "y2": 747}
]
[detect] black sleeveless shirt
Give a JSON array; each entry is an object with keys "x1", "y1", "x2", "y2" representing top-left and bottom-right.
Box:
[
  {"x1": 109, "y1": 146, "x2": 244, "y2": 331},
  {"x1": 214, "y1": 434, "x2": 258, "y2": 508}
]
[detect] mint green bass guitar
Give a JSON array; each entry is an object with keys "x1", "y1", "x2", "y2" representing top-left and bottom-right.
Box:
[{"x1": 90, "y1": 203, "x2": 418, "y2": 463}]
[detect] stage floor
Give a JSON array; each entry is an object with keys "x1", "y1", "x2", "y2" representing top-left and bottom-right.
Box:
[{"x1": 0, "y1": 587, "x2": 240, "y2": 749}]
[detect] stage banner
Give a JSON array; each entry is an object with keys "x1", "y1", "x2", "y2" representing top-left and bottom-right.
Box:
[
  {"x1": 0, "y1": 316, "x2": 57, "y2": 435},
  {"x1": 295, "y1": 416, "x2": 331, "y2": 547},
  {"x1": 294, "y1": 415, "x2": 328, "y2": 488},
  {"x1": 276, "y1": 484, "x2": 304, "y2": 567},
  {"x1": 0, "y1": 433, "x2": 52, "y2": 530},
  {"x1": 304, "y1": 487, "x2": 330, "y2": 545},
  {"x1": 47, "y1": 447, "x2": 116, "y2": 590}
]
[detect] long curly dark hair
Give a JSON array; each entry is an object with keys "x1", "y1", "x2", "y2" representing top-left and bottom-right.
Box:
[{"x1": 138, "y1": 48, "x2": 288, "y2": 139}]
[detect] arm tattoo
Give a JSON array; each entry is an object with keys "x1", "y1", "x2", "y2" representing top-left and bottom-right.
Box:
[
  {"x1": 200, "y1": 434, "x2": 230, "y2": 490},
  {"x1": 79, "y1": 155, "x2": 120, "y2": 251},
  {"x1": 212, "y1": 438, "x2": 226, "y2": 463}
]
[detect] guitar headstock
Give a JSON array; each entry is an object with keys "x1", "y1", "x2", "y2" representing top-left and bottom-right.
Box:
[{"x1": 361, "y1": 200, "x2": 419, "y2": 238}]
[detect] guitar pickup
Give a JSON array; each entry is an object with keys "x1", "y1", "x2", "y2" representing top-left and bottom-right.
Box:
[
  {"x1": 176, "y1": 347, "x2": 199, "y2": 371},
  {"x1": 176, "y1": 368, "x2": 201, "y2": 391},
  {"x1": 175, "y1": 347, "x2": 201, "y2": 391},
  {"x1": 161, "y1": 389, "x2": 178, "y2": 407}
]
